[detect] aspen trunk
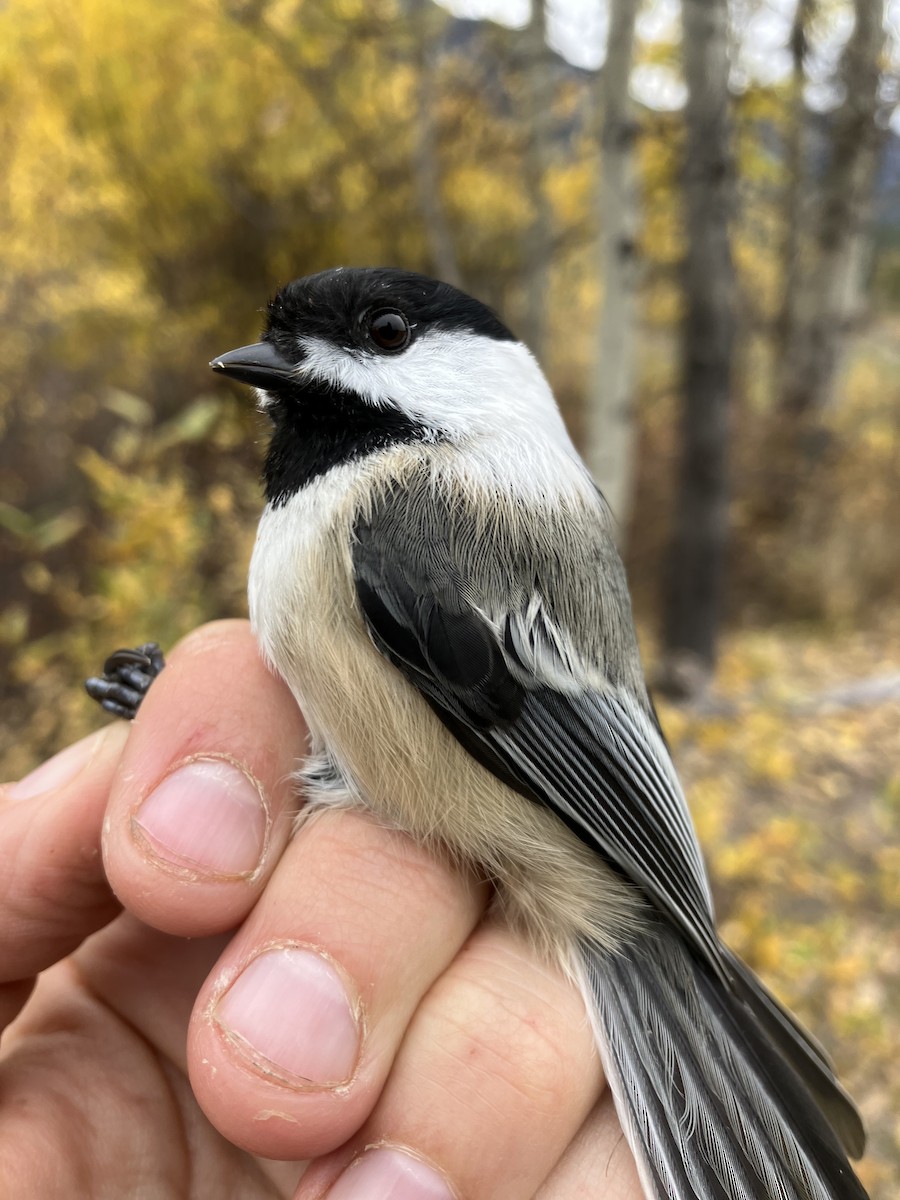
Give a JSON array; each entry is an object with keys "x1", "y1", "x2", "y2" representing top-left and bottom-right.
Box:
[
  {"x1": 519, "y1": 2, "x2": 554, "y2": 366},
  {"x1": 582, "y1": 0, "x2": 640, "y2": 537},
  {"x1": 410, "y1": 0, "x2": 462, "y2": 288},
  {"x1": 776, "y1": 0, "x2": 886, "y2": 432}
]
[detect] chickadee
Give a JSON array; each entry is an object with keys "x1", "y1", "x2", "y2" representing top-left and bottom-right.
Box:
[{"x1": 211, "y1": 267, "x2": 867, "y2": 1200}]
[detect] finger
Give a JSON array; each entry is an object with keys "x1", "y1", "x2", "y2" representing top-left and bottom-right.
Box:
[
  {"x1": 2, "y1": 936, "x2": 306, "y2": 1199},
  {"x1": 103, "y1": 620, "x2": 306, "y2": 937},
  {"x1": 0, "y1": 957, "x2": 199, "y2": 1198},
  {"x1": 0, "y1": 980, "x2": 35, "y2": 1036},
  {"x1": 68, "y1": 913, "x2": 231, "y2": 1070},
  {"x1": 534, "y1": 1091, "x2": 643, "y2": 1199},
  {"x1": 294, "y1": 922, "x2": 603, "y2": 1200},
  {"x1": 188, "y1": 809, "x2": 488, "y2": 1161},
  {"x1": 0, "y1": 723, "x2": 128, "y2": 991}
]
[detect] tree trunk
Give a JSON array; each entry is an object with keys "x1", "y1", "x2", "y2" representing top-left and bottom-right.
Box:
[
  {"x1": 659, "y1": 0, "x2": 737, "y2": 698},
  {"x1": 582, "y1": 0, "x2": 640, "y2": 537},
  {"x1": 774, "y1": 0, "x2": 815, "y2": 365},
  {"x1": 775, "y1": 0, "x2": 886, "y2": 433},
  {"x1": 519, "y1": 3, "x2": 554, "y2": 366},
  {"x1": 408, "y1": 0, "x2": 462, "y2": 287}
]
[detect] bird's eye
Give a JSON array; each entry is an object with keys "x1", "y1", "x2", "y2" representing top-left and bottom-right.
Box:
[{"x1": 368, "y1": 309, "x2": 410, "y2": 353}]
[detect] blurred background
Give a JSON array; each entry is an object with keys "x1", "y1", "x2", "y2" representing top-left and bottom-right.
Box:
[{"x1": 0, "y1": 0, "x2": 898, "y2": 1188}]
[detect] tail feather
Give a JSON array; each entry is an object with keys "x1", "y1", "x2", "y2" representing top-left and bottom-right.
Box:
[
  {"x1": 721, "y1": 947, "x2": 865, "y2": 1159},
  {"x1": 579, "y1": 927, "x2": 869, "y2": 1200}
]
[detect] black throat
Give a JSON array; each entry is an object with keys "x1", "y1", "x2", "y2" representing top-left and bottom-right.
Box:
[{"x1": 262, "y1": 378, "x2": 431, "y2": 506}]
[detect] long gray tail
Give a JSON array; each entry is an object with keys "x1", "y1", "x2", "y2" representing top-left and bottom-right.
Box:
[{"x1": 579, "y1": 926, "x2": 868, "y2": 1200}]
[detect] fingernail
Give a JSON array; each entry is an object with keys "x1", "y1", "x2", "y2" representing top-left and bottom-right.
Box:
[
  {"x1": 133, "y1": 758, "x2": 268, "y2": 877},
  {"x1": 8, "y1": 726, "x2": 121, "y2": 800},
  {"x1": 327, "y1": 1147, "x2": 456, "y2": 1199},
  {"x1": 214, "y1": 946, "x2": 361, "y2": 1088}
]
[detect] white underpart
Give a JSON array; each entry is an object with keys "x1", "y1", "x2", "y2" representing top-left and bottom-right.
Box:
[{"x1": 248, "y1": 464, "x2": 362, "y2": 743}]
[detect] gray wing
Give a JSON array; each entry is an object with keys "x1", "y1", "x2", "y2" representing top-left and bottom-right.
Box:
[
  {"x1": 351, "y1": 487, "x2": 724, "y2": 973},
  {"x1": 351, "y1": 484, "x2": 866, "y2": 1156}
]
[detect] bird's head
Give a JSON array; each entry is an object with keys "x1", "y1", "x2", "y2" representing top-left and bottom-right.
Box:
[{"x1": 210, "y1": 267, "x2": 572, "y2": 501}]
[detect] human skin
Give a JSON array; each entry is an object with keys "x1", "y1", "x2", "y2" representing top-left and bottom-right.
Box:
[{"x1": 0, "y1": 620, "x2": 643, "y2": 1199}]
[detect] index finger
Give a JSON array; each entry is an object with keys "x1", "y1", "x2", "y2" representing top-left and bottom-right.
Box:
[{"x1": 102, "y1": 619, "x2": 307, "y2": 936}]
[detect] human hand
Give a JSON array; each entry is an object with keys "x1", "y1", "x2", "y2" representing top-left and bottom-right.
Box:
[{"x1": 0, "y1": 620, "x2": 643, "y2": 1198}]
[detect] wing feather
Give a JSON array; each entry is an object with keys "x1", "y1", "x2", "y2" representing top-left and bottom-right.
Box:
[
  {"x1": 352, "y1": 508, "x2": 722, "y2": 973},
  {"x1": 350, "y1": 488, "x2": 864, "y2": 1160}
]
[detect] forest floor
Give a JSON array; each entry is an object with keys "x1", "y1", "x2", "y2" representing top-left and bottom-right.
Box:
[{"x1": 647, "y1": 613, "x2": 900, "y2": 1194}]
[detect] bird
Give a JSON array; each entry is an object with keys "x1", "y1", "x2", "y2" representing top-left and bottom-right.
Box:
[{"x1": 209, "y1": 266, "x2": 868, "y2": 1200}]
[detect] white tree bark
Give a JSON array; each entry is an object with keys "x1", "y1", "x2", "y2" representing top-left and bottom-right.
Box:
[
  {"x1": 776, "y1": 0, "x2": 886, "y2": 428},
  {"x1": 582, "y1": 0, "x2": 641, "y2": 537},
  {"x1": 410, "y1": 0, "x2": 462, "y2": 287},
  {"x1": 519, "y1": 2, "x2": 554, "y2": 366}
]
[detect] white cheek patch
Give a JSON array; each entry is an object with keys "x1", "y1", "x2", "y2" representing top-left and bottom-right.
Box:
[
  {"x1": 295, "y1": 331, "x2": 576, "y2": 455},
  {"x1": 295, "y1": 337, "x2": 394, "y2": 411}
]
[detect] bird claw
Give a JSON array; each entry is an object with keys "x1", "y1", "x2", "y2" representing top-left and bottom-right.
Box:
[{"x1": 85, "y1": 642, "x2": 166, "y2": 720}]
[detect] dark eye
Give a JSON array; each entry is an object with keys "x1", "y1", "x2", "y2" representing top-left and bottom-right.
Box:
[{"x1": 368, "y1": 309, "x2": 410, "y2": 353}]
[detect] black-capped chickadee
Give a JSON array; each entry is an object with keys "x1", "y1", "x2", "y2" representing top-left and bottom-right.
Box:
[{"x1": 211, "y1": 267, "x2": 867, "y2": 1200}]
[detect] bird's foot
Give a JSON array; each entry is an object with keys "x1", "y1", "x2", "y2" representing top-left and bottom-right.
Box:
[{"x1": 84, "y1": 642, "x2": 166, "y2": 720}]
